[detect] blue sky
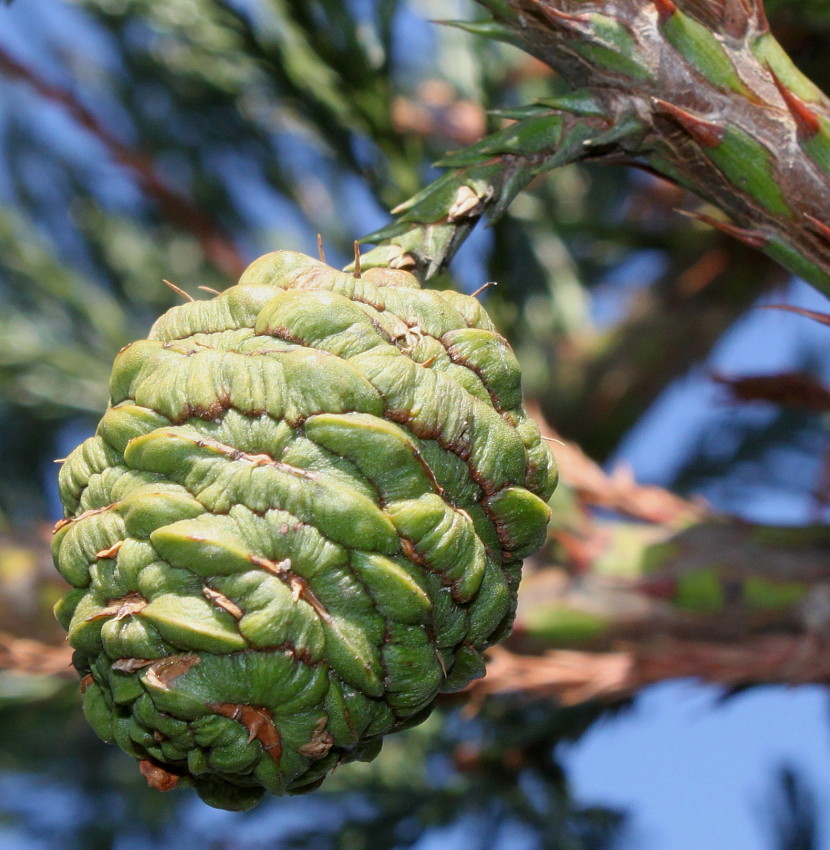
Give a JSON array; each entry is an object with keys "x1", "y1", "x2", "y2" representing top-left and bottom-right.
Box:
[{"x1": 565, "y1": 683, "x2": 830, "y2": 849}]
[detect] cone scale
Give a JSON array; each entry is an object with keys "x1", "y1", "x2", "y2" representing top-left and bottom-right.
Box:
[{"x1": 52, "y1": 251, "x2": 557, "y2": 810}]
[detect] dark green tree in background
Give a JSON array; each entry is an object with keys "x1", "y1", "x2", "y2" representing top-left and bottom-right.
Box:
[{"x1": 2, "y1": 0, "x2": 830, "y2": 847}]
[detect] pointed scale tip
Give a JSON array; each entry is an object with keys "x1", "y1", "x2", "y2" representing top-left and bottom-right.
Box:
[
  {"x1": 470, "y1": 280, "x2": 497, "y2": 299},
  {"x1": 162, "y1": 279, "x2": 195, "y2": 302},
  {"x1": 353, "y1": 241, "x2": 362, "y2": 278},
  {"x1": 536, "y1": 4, "x2": 591, "y2": 33},
  {"x1": 754, "y1": 0, "x2": 770, "y2": 33},
  {"x1": 677, "y1": 209, "x2": 769, "y2": 249},
  {"x1": 768, "y1": 66, "x2": 820, "y2": 137},
  {"x1": 390, "y1": 198, "x2": 412, "y2": 215},
  {"x1": 430, "y1": 18, "x2": 519, "y2": 45},
  {"x1": 805, "y1": 213, "x2": 830, "y2": 242},
  {"x1": 653, "y1": 99, "x2": 725, "y2": 148},
  {"x1": 653, "y1": 0, "x2": 678, "y2": 23}
]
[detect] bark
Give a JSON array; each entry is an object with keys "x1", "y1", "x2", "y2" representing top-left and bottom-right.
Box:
[{"x1": 0, "y1": 630, "x2": 73, "y2": 678}]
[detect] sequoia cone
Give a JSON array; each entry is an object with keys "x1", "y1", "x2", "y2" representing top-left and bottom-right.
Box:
[{"x1": 53, "y1": 251, "x2": 556, "y2": 809}]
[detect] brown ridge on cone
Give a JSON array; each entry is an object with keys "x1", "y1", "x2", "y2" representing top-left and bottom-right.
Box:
[
  {"x1": 210, "y1": 704, "x2": 283, "y2": 763},
  {"x1": 143, "y1": 654, "x2": 200, "y2": 690},
  {"x1": 140, "y1": 759, "x2": 182, "y2": 792}
]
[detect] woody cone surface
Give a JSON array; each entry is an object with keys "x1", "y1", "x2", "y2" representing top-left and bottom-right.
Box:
[{"x1": 52, "y1": 251, "x2": 557, "y2": 810}]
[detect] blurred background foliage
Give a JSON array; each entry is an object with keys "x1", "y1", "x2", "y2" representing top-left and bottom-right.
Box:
[{"x1": 3, "y1": 0, "x2": 830, "y2": 847}]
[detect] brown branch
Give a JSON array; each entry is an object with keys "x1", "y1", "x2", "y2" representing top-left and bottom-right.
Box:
[
  {"x1": 713, "y1": 370, "x2": 830, "y2": 412},
  {"x1": 0, "y1": 46, "x2": 245, "y2": 278},
  {"x1": 528, "y1": 401, "x2": 707, "y2": 525},
  {"x1": 0, "y1": 630, "x2": 74, "y2": 678},
  {"x1": 468, "y1": 636, "x2": 830, "y2": 706}
]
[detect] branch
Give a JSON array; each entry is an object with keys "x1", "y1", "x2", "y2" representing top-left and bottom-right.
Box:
[
  {"x1": 0, "y1": 631, "x2": 73, "y2": 678},
  {"x1": 0, "y1": 47, "x2": 245, "y2": 278},
  {"x1": 469, "y1": 636, "x2": 830, "y2": 706},
  {"x1": 361, "y1": 0, "x2": 830, "y2": 296},
  {"x1": 527, "y1": 404, "x2": 705, "y2": 525},
  {"x1": 358, "y1": 100, "x2": 622, "y2": 277}
]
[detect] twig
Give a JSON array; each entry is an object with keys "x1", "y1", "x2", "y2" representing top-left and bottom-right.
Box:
[
  {"x1": 468, "y1": 636, "x2": 830, "y2": 707},
  {"x1": 0, "y1": 46, "x2": 245, "y2": 279},
  {"x1": 0, "y1": 631, "x2": 74, "y2": 678},
  {"x1": 526, "y1": 401, "x2": 707, "y2": 525}
]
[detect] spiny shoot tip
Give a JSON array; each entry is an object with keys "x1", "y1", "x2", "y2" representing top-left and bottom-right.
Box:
[
  {"x1": 653, "y1": 0, "x2": 678, "y2": 23},
  {"x1": 653, "y1": 100, "x2": 725, "y2": 148},
  {"x1": 768, "y1": 66, "x2": 820, "y2": 137}
]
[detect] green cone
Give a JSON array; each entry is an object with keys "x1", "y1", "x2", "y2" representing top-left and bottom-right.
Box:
[{"x1": 53, "y1": 251, "x2": 556, "y2": 809}]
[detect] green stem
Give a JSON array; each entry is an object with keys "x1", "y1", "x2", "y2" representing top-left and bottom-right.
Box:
[{"x1": 361, "y1": 0, "x2": 830, "y2": 297}]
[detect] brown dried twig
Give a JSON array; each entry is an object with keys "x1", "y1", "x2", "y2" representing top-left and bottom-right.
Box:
[
  {"x1": 713, "y1": 371, "x2": 830, "y2": 413},
  {"x1": 530, "y1": 402, "x2": 707, "y2": 525},
  {"x1": 468, "y1": 636, "x2": 830, "y2": 707},
  {"x1": 0, "y1": 630, "x2": 74, "y2": 678}
]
